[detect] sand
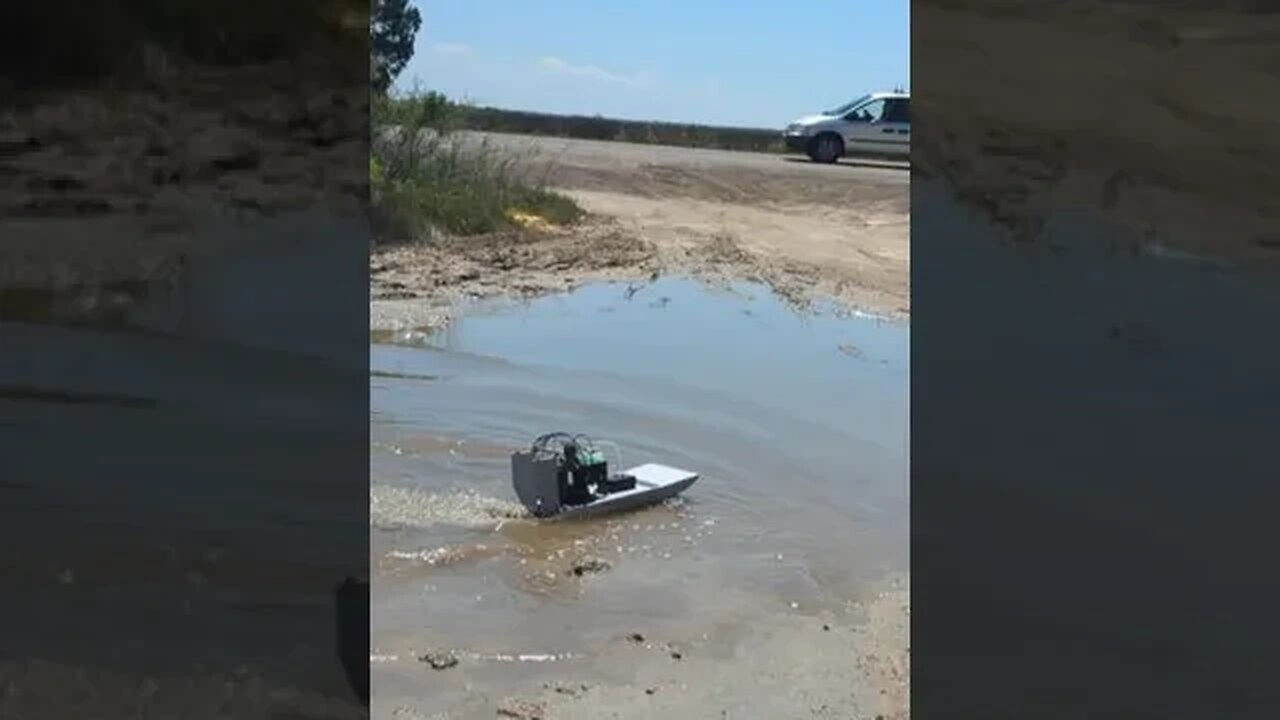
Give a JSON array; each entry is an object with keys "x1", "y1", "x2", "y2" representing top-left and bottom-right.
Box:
[{"x1": 517, "y1": 578, "x2": 910, "y2": 720}]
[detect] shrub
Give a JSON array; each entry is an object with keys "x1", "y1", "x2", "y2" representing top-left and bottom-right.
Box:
[{"x1": 370, "y1": 91, "x2": 583, "y2": 243}]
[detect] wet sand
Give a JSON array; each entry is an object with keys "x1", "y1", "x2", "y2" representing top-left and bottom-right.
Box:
[
  {"x1": 915, "y1": 0, "x2": 1280, "y2": 270},
  {"x1": 525, "y1": 579, "x2": 909, "y2": 720}
]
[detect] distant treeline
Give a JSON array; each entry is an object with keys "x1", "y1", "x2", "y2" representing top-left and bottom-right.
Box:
[
  {"x1": 373, "y1": 92, "x2": 788, "y2": 153},
  {"x1": 459, "y1": 106, "x2": 786, "y2": 153}
]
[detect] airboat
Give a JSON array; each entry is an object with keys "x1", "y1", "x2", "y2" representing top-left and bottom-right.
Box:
[{"x1": 510, "y1": 432, "x2": 698, "y2": 520}]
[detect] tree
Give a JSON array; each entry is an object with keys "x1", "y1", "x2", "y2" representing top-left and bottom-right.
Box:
[{"x1": 370, "y1": 0, "x2": 422, "y2": 95}]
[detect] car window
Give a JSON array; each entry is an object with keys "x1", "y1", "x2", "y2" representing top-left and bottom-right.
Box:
[
  {"x1": 882, "y1": 98, "x2": 909, "y2": 123},
  {"x1": 844, "y1": 98, "x2": 886, "y2": 123},
  {"x1": 826, "y1": 94, "x2": 870, "y2": 116}
]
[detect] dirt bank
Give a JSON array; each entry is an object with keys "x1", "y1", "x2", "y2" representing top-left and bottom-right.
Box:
[
  {"x1": 370, "y1": 133, "x2": 910, "y2": 329},
  {"x1": 1, "y1": 59, "x2": 365, "y2": 326},
  {"x1": 915, "y1": 0, "x2": 1280, "y2": 269}
]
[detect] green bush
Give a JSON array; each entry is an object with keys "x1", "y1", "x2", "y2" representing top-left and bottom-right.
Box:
[
  {"x1": 373, "y1": 89, "x2": 464, "y2": 131},
  {"x1": 371, "y1": 90, "x2": 584, "y2": 243}
]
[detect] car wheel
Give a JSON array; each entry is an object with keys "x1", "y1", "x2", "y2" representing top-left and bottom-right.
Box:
[{"x1": 807, "y1": 133, "x2": 843, "y2": 164}]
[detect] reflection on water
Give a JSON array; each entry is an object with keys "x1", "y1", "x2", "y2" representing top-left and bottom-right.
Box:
[{"x1": 370, "y1": 278, "x2": 909, "y2": 705}]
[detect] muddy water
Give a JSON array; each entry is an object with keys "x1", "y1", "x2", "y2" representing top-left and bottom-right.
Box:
[
  {"x1": 2, "y1": 225, "x2": 368, "y2": 708},
  {"x1": 370, "y1": 279, "x2": 908, "y2": 711}
]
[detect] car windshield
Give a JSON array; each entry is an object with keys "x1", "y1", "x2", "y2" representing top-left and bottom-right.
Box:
[{"x1": 825, "y1": 95, "x2": 871, "y2": 116}]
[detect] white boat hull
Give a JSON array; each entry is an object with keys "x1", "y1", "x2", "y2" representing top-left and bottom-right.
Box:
[{"x1": 550, "y1": 463, "x2": 698, "y2": 521}]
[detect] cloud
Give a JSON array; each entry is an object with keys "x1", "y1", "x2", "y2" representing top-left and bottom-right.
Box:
[
  {"x1": 537, "y1": 56, "x2": 648, "y2": 85},
  {"x1": 431, "y1": 43, "x2": 472, "y2": 56}
]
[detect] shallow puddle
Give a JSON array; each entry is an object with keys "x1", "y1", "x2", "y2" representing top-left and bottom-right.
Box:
[{"x1": 370, "y1": 278, "x2": 909, "y2": 705}]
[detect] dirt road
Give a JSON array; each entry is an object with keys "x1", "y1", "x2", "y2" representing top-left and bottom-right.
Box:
[
  {"x1": 370, "y1": 132, "x2": 911, "y2": 329},
  {"x1": 457, "y1": 130, "x2": 910, "y2": 189}
]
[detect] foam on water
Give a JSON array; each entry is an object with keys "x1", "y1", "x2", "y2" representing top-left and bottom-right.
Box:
[{"x1": 370, "y1": 485, "x2": 529, "y2": 530}]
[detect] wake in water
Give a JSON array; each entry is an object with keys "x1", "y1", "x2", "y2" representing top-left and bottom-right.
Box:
[
  {"x1": 369, "y1": 485, "x2": 529, "y2": 529},
  {"x1": 383, "y1": 543, "x2": 508, "y2": 569}
]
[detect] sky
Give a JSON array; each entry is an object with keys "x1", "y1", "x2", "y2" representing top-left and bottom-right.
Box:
[{"x1": 397, "y1": 0, "x2": 909, "y2": 129}]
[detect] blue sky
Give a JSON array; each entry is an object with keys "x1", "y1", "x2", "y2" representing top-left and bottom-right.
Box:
[{"x1": 397, "y1": 0, "x2": 909, "y2": 129}]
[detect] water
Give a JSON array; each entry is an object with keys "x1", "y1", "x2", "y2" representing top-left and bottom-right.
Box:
[
  {"x1": 369, "y1": 278, "x2": 909, "y2": 707},
  {"x1": 2, "y1": 221, "x2": 367, "y2": 702},
  {"x1": 912, "y1": 174, "x2": 1280, "y2": 662}
]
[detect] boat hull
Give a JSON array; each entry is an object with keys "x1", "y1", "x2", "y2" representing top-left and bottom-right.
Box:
[{"x1": 511, "y1": 460, "x2": 698, "y2": 521}]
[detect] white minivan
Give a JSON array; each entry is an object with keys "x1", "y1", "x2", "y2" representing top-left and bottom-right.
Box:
[{"x1": 782, "y1": 91, "x2": 910, "y2": 163}]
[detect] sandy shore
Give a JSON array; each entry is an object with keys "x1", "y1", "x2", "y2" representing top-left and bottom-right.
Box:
[
  {"x1": 512, "y1": 577, "x2": 910, "y2": 720},
  {"x1": 0, "y1": 59, "x2": 366, "y2": 328},
  {"x1": 374, "y1": 574, "x2": 909, "y2": 720},
  {"x1": 370, "y1": 132, "x2": 911, "y2": 332}
]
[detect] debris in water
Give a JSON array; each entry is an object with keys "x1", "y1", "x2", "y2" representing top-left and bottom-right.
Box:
[
  {"x1": 487, "y1": 653, "x2": 566, "y2": 663},
  {"x1": 418, "y1": 651, "x2": 458, "y2": 670},
  {"x1": 645, "y1": 688, "x2": 657, "y2": 696},
  {"x1": 570, "y1": 556, "x2": 612, "y2": 577},
  {"x1": 497, "y1": 699, "x2": 545, "y2": 719},
  {"x1": 370, "y1": 485, "x2": 528, "y2": 529},
  {"x1": 546, "y1": 682, "x2": 589, "y2": 696}
]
